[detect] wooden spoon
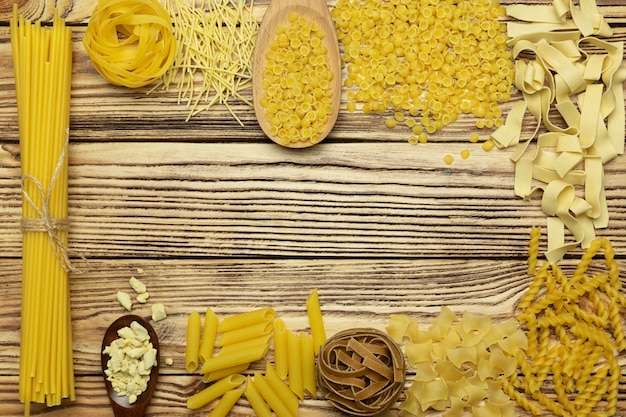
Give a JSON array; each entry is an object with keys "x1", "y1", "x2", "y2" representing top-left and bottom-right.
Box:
[
  {"x1": 101, "y1": 315, "x2": 160, "y2": 417},
  {"x1": 253, "y1": 0, "x2": 342, "y2": 148}
]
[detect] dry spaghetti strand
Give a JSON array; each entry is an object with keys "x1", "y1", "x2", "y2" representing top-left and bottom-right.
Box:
[{"x1": 153, "y1": 0, "x2": 258, "y2": 123}]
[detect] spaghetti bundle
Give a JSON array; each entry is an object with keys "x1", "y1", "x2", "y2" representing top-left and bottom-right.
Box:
[{"x1": 10, "y1": 4, "x2": 75, "y2": 415}]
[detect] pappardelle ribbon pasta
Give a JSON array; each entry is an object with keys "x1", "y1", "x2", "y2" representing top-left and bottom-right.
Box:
[{"x1": 491, "y1": 0, "x2": 626, "y2": 263}]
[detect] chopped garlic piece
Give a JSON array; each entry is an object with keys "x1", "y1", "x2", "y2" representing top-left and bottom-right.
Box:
[
  {"x1": 103, "y1": 321, "x2": 157, "y2": 404},
  {"x1": 151, "y1": 303, "x2": 167, "y2": 322},
  {"x1": 136, "y1": 292, "x2": 150, "y2": 304},
  {"x1": 116, "y1": 291, "x2": 132, "y2": 311},
  {"x1": 129, "y1": 276, "x2": 147, "y2": 294}
]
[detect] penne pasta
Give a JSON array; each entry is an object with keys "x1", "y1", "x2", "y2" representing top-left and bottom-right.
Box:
[
  {"x1": 306, "y1": 289, "x2": 326, "y2": 354},
  {"x1": 200, "y1": 336, "x2": 270, "y2": 374},
  {"x1": 218, "y1": 334, "x2": 272, "y2": 356},
  {"x1": 218, "y1": 308, "x2": 276, "y2": 333},
  {"x1": 244, "y1": 375, "x2": 272, "y2": 417},
  {"x1": 207, "y1": 388, "x2": 243, "y2": 417},
  {"x1": 300, "y1": 332, "x2": 317, "y2": 398},
  {"x1": 286, "y1": 330, "x2": 304, "y2": 399},
  {"x1": 186, "y1": 311, "x2": 202, "y2": 373},
  {"x1": 253, "y1": 373, "x2": 296, "y2": 417},
  {"x1": 203, "y1": 363, "x2": 250, "y2": 384},
  {"x1": 273, "y1": 318, "x2": 289, "y2": 379},
  {"x1": 199, "y1": 307, "x2": 219, "y2": 362},
  {"x1": 187, "y1": 374, "x2": 245, "y2": 410},
  {"x1": 265, "y1": 362, "x2": 299, "y2": 415},
  {"x1": 218, "y1": 320, "x2": 273, "y2": 347}
]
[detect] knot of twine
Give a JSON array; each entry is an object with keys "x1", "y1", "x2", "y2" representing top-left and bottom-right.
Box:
[{"x1": 20, "y1": 140, "x2": 87, "y2": 274}]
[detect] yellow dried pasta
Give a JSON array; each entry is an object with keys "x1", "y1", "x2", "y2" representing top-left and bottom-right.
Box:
[
  {"x1": 156, "y1": 0, "x2": 258, "y2": 122},
  {"x1": 491, "y1": 0, "x2": 626, "y2": 263},
  {"x1": 332, "y1": 0, "x2": 513, "y2": 144},
  {"x1": 186, "y1": 293, "x2": 326, "y2": 415},
  {"x1": 83, "y1": 0, "x2": 176, "y2": 88},
  {"x1": 259, "y1": 12, "x2": 335, "y2": 146},
  {"x1": 511, "y1": 229, "x2": 626, "y2": 417},
  {"x1": 317, "y1": 328, "x2": 405, "y2": 416},
  {"x1": 387, "y1": 309, "x2": 525, "y2": 417}
]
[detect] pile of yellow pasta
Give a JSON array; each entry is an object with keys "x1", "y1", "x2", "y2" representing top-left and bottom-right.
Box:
[
  {"x1": 387, "y1": 308, "x2": 527, "y2": 417},
  {"x1": 332, "y1": 0, "x2": 514, "y2": 144},
  {"x1": 10, "y1": 4, "x2": 75, "y2": 415},
  {"x1": 259, "y1": 12, "x2": 335, "y2": 146},
  {"x1": 83, "y1": 0, "x2": 176, "y2": 88},
  {"x1": 504, "y1": 227, "x2": 625, "y2": 417},
  {"x1": 490, "y1": 0, "x2": 626, "y2": 263},
  {"x1": 184, "y1": 289, "x2": 326, "y2": 417}
]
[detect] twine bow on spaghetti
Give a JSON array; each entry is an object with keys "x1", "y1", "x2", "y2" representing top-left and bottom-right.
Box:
[{"x1": 20, "y1": 143, "x2": 87, "y2": 274}]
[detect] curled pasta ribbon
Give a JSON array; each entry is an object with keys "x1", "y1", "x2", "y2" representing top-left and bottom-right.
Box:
[
  {"x1": 491, "y1": 0, "x2": 625, "y2": 264},
  {"x1": 317, "y1": 328, "x2": 405, "y2": 416},
  {"x1": 83, "y1": 0, "x2": 176, "y2": 88}
]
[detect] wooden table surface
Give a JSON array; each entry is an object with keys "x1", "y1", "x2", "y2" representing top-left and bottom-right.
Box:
[{"x1": 1, "y1": 0, "x2": 626, "y2": 416}]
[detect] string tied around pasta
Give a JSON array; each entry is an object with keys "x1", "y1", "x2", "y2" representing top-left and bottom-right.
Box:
[{"x1": 20, "y1": 138, "x2": 88, "y2": 274}]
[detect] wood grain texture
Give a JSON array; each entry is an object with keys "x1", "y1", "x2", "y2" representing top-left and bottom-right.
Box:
[
  {"x1": 1, "y1": 258, "x2": 626, "y2": 416},
  {"x1": 1, "y1": 0, "x2": 625, "y2": 416}
]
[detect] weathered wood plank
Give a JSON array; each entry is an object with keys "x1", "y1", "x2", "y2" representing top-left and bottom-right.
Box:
[
  {"x1": 2, "y1": 257, "x2": 626, "y2": 416},
  {"x1": 2, "y1": 257, "x2": 626, "y2": 373},
  {"x1": 1, "y1": 374, "x2": 625, "y2": 417},
  {"x1": 2, "y1": 142, "x2": 626, "y2": 258},
  {"x1": 2, "y1": 1, "x2": 626, "y2": 416},
  {"x1": 3, "y1": 374, "x2": 623, "y2": 417}
]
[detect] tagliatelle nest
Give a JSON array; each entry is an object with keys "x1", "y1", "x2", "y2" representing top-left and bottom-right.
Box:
[
  {"x1": 317, "y1": 328, "x2": 405, "y2": 416},
  {"x1": 83, "y1": 0, "x2": 176, "y2": 88}
]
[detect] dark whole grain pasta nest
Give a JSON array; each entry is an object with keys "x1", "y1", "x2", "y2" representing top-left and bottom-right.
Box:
[{"x1": 317, "y1": 328, "x2": 406, "y2": 416}]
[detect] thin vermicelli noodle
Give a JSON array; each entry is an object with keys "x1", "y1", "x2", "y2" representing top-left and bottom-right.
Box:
[{"x1": 10, "y1": 4, "x2": 75, "y2": 415}]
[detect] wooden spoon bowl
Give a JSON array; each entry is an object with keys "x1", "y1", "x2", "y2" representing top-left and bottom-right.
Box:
[
  {"x1": 101, "y1": 315, "x2": 160, "y2": 417},
  {"x1": 253, "y1": 0, "x2": 342, "y2": 148}
]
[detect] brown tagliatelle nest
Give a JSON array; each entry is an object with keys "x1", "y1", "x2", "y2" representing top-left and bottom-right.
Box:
[{"x1": 317, "y1": 328, "x2": 406, "y2": 416}]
